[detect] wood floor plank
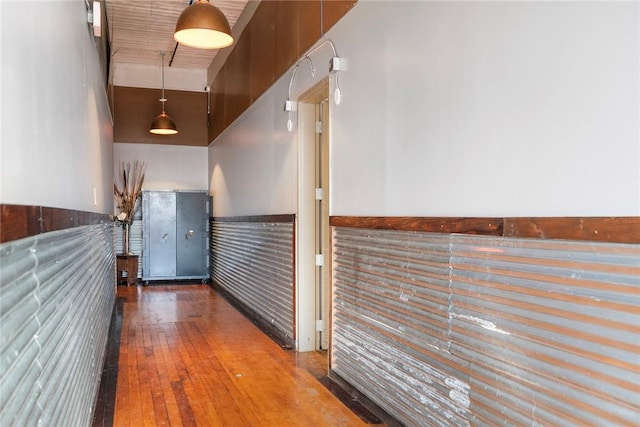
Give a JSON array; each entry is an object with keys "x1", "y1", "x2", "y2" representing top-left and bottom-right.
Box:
[
  {"x1": 114, "y1": 284, "x2": 371, "y2": 426},
  {"x1": 137, "y1": 326, "x2": 156, "y2": 427},
  {"x1": 147, "y1": 326, "x2": 170, "y2": 426},
  {"x1": 171, "y1": 302, "x2": 261, "y2": 426},
  {"x1": 171, "y1": 380, "x2": 197, "y2": 427},
  {"x1": 173, "y1": 322, "x2": 220, "y2": 426},
  {"x1": 155, "y1": 326, "x2": 184, "y2": 426}
]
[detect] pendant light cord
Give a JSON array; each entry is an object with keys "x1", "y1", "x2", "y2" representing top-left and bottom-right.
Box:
[{"x1": 160, "y1": 52, "x2": 167, "y2": 112}]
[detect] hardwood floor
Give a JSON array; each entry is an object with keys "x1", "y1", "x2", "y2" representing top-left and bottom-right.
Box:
[{"x1": 113, "y1": 284, "x2": 370, "y2": 426}]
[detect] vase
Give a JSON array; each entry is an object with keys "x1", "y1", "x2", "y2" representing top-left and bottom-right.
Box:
[{"x1": 122, "y1": 223, "x2": 130, "y2": 255}]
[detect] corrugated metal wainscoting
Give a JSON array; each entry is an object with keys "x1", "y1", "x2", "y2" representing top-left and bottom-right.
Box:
[
  {"x1": 0, "y1": 223, "x2": 116, "y2": 426},
  {"x1": 210, "y1": 219, "x2": 295, "y2": 343},
  {"x1": 332, "y1": 227, "x2": 640, "y2": 426}
]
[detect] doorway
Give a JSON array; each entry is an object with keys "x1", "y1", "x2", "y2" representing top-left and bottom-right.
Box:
[
  {"x1": 297, "y1": 79, "x2": 331, "y2": 352},
  {"x1": 315, "y1": 98, "x2": 330, "y2": 350}
]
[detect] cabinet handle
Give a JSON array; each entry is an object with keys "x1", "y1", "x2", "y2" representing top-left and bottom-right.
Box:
[{"x1": 185, "y1": 230, "x2": 195, "y2": 239}]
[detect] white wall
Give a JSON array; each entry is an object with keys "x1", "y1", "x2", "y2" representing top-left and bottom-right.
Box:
[
  {"x1": 209, "y1": 1, "x2": 640, "y2": 217},
  {"x1": 113, "y1": 63, "x2": 207, "y2": 92},
  {"x1": 114, "y1": 143, "x2": 208, "y2": 191},
  {"x1": 331, "y1": 1, "x2": 640, "y2": 216},
  {"x1": 0, "y1": 1, "x2": 114, "y2": 213},
  {"x1": 208, "y1": 80, "x2": 299, "y2": 216}
]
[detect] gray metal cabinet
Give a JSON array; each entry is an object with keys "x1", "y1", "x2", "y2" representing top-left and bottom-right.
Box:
[{"x1": 142, "y1": 190, "x2": 209, "y2": 282}]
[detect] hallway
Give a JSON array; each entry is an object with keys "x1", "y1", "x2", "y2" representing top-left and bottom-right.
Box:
[{"x1": 111, "y1": 284, "x2": 371, "y2": 426}]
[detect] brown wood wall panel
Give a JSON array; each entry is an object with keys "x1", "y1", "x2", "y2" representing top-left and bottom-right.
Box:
[
  {"x1": 114, "y1": 86, "x2": 208, "y2": 146},
  {"x1": 250, "y1": 2, "x2": 276, "y2": 102},
  {"x1": 209, "y1": 0, "x2": 358, "y2": 141},
  {"x1": 224, "y1": 29, "x2": 252, "y2": 127},
  {"x1": 274, "y1": 1, "x2": 300, "y2": 79},
  {"x1": 209, "y1": 68, "x2": 226, "y2": 141},
  {"x1": 297, "y1": 1, "x2": 322, "y2": 55},
  {"x1": 1, "y1": 204, "x2": 111, "y2": 243},
  {"x1": 322, "y1": 1, "x2": 358, "y2": 33},
  {"x1": 331, "y1": 216, "x2": 640, "y2": 244}
]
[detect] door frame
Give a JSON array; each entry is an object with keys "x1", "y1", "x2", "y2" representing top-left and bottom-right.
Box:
[{"x1": 296, "y1": 79, "x2": 330, "y2": 352}]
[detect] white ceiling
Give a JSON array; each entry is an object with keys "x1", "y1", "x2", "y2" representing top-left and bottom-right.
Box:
[{"x1": 105, "y1": 0, "x2": 250, "y2": 71}]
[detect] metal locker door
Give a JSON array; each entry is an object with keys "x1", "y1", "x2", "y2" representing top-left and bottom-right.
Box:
[
  {"x1": 176, "y1": 191, "x2": 207, "y2": 277},
  {"x1": 144, "y1": 191, "x2": 177, "y2": 278}
]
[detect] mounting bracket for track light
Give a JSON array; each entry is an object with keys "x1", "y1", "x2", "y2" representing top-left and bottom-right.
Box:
[
  {"x1": 329, "y1": 57, "x2": 345, "y2": 72},
  {"x1": 284, "y1": 100, "x2": 297, "y2": 112}
]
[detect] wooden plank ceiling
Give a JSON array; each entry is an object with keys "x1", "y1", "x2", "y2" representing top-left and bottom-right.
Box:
[{"x1": 106, "y1": 0, "x2": 249, "y2": 69}]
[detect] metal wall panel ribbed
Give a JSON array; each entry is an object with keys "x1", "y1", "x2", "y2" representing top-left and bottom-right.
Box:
[
  {"x1": 0, "y1": 223, "x2": 116, "y2": 426},
  {"x1": 332, "y1": 227, "x2": 472, "y2": 426},
  {"x1": 450, "y1": 235, "x2": 640, "y2": 426},
  {"x1": 210, "y1": 220, "x2": 294, "y2": 341},
  {"x1": 332, "y1": 227, "x2": 640, "y2": 427}
]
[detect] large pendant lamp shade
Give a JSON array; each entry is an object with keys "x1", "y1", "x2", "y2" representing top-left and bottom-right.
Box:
[
  {"x1": 174, "y1": 0, "x2": 233, "y2": 49},
  {"x1": 150, "y1": 112, "x2": 177, "y2": 135},
  {"x1": 150, "y1": 52, "x2": 178, "y2": 135}
]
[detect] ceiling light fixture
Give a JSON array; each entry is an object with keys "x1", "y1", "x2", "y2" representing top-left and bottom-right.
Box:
[
  {"x1": 174, "y1": 0, "x2": 233, "y2": 50},
  {"x1": 150, "y1": 52, "x2": 178, "y2": 135}
]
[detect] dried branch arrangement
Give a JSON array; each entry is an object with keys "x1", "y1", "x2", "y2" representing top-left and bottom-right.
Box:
[{"x1": 113, "y1": 161, "x2": 145, "y2": 224}]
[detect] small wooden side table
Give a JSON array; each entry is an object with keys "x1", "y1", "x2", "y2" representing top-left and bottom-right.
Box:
[{"x1": 116, "y1": 254, "x2": 139, "y2": 286}]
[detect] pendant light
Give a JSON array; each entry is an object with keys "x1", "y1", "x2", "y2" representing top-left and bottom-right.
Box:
[
  {"x1": 174, "y1": 0, "x2": 233, "y2": 50},
  {"x1": 150, "y1": 52, "x2": 178, "y2": 135}
]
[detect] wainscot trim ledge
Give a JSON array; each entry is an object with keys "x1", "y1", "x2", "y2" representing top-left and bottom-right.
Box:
[
  {"x1": 1, "y1": 204, "x2": 113, "y2": 244},
  {"x1": 211, "y1": 214, "x2": 296, "y2": 223},
  {"x1": 330, "y1": 216, "x2": 640, "y2": 244}
]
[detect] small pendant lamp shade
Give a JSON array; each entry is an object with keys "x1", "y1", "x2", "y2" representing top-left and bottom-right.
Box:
[
  {"x1": 174, "y1": 0, "x2": 233, "y2": 50},
  {"x1": 150, "y1": 112, "x2": 177, "y2": 135},
  {"x1": 149, "y1": 52, "x2": 177, "y2": 135}
]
